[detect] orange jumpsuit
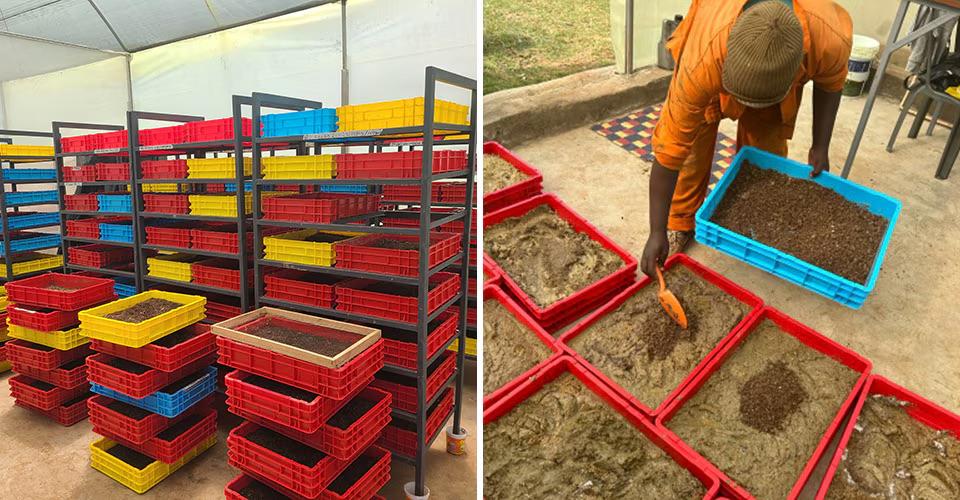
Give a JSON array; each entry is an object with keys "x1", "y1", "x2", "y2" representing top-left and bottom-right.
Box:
[{"x1": 652, "y1": 0, "x2": 853, "y2": 232}]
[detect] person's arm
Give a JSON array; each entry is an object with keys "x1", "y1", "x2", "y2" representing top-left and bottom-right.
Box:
[
  {"x1": 640, "y1": 160, "x2": 680, "y2": 278},
  {"x1": 808, "y1": 85, "x2": 842, "y2": 177}
]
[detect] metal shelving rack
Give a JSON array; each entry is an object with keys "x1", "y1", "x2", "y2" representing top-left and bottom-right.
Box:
[
  {"x1": 0, "y1": 129, "x2": 61, "y2": 281},
  {"x1": 249, "y1": 67, "x2": 476, "y2": 496}
]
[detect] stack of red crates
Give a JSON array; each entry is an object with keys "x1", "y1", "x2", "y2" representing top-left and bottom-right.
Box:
[
  {"x1": 218, "y1": 311, "x2": 393, "y2": 499},
  {"x1": 3, "y1": 273, "x2": 117, "y2": 426}
]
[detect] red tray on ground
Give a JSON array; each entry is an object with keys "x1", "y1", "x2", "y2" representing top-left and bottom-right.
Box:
[
  {"x1": 335, "y1": 150, "x2": 466, "y2": 179},
  {"x1": 382, "y1": 310, "x2": 458, "y2": 371},
  {"x1": 371, "y1": 350, "x2": 456, "y2": 414},
  {"x1": 229, "y1": 387, "x2": 391, "y2": 462},
  {"x1": 485, "y1": 355, "x2": 721, "y2": 499},
  {"x1": 379, "y1": 387, "x2": 453, "y2": 459},
  {"x1": 483, "y1": 256, "x2": 501, "y2": 288},
  {"x1": 15, "y1": 392, "x2": 92, "y2": 426},
  {"x1": 225, "y1": 369, "x2": 364, "y2": 434},
  {"x1": 191, "y1": 258, "x2": 250, "y2": 291},
  {"x1": 144, "y1": 193, "x2": 189, "y2": 214},
  {"x1": 90, "y1": 323, "x2": 215, "y2": 372},
  {"x1": 335, "y1": 232, "x2": 461, "y2": 277},
  {"x1": 9, "y1": 374, "x2": 89, "y2": 411},
  {"x1": 95, "y1": 162, "x2": 130, "y2": 181},
  {"x1": 263, "y1": 269, "x2": 345, "y2": 309},
  {"x1": 63, "y1": 165, "x2": 97, "y2": 182},
  {"x1": 334, "y1": 272, "x2": 460, "y2": 324},
  {"x1": 10, "y1": 358, "x2": 88, "y2": 389},
  {"x1": 216, "y1": 336, "x2": 384, "y2": 399},
  {"x1": 142, "y1": 159, "x2": 188, "y2": 179},
  {"x1": 482, "y1": 286, "x2": 561, "y2": 407},
  {"x1": 484, "y1": 193, "x2": 638, "y2": 331},
  {"x1": 6, "y1": 304, "x2": 80, "y2": 332},
  {"x1": 814, "y1": 375, "x2": 960, "y2": 499},
  {"x1": 68, "y1": 244, "x2": 134, "y2": 269},
  {"x1": 145, "y1": 222, "x2": 195, "y2": 248},
  {"x1": 654, "y1": 307, "x2": 872, "y2": 500},
  {"x1": 185, "y1": 117, "x2": 252, "y2": 143},
  {"x1": 87, "y1": 394, "x2": 215, "y2": 445},
  {"x1": 227, "y1": 420, "x2": 351, "y2": 498},
  {"x1": 86, "y1": 352, "x2": 217, "y2": 399},
  {"x1": 381, "y1": 184, "x2": 442, "y2": 203},
  {"x1": 93, "y1": 407, "x2": 217, "y2": 464},
  {"x1": 4, "y1": 339, "x2": 89, "y2": 372},
  {"x1": 6, "y1": 273, "x2": 116, "y2": 311},
  {"x1": 483, "y1": 141, "x2": 542, "y2": 213},
  {"x1": 64, "y1": 193, "x2": 99, "y2": 211},
  {"x1": 559, "y1": 253, "x2": 764, "y2": 417}
]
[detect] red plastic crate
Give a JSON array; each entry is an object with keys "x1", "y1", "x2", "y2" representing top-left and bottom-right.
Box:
[
  {"x1": 206, "y1": 298, "x2": 241, "y2": 322},
  {"x1": 9, "y1": 374, "x2": 89, "y2": 411},
  {"x1": 95, "y1": 162, "x2": 130, "y2": 181},
  {"x1": 439, "y1": 182, "x2": 477, "y2": 205},
  {"x1": 64, "y1": 193, "x2": 99, "y2": 211},
  {"x1": 485, "y1": 194, "x2": 638, "y2": 331},
  {"x1": 192, "y1": 258, "x2": 250, "y2": 291},
  {"x1": 15, "y1": 392, "x2": 92, "y2": 426},
  {"x1": 485, "y1": 355, "x2": 721, "y2": 499},
  {"x1": 142, "y1": 159, "x2": 188, "y2": 179},
  {"x1": 381, "y1": 207, "x2": 476, "y2": 236},
  {"x1": 654, "y1": 307, "x2": 872, "y2": 500},
  {"x1": 144, "y1": 193, "x2": 189, "y2": 214},
  {"x1": 483, "y1": 141, "x2": 543, "y2": 213},
  {"x1": 6, "y1": 273, "x2": 116, "y2": 310},
  {"x1": 87, "y1": 393, "x2": 215, "y2": 445},
  {"x1": 145, "y1": 222, "x2": 194, "y2": 248},
  {"x1": 216, "y1": 335, "x2": 384, "y2": 399},
  {"x1": 6, "y1": 303, "x2": 80, "y2": 332},
  {"x1": 97, "y1": 130, "x2": 129, "y2": 150},
  {"x1": 382, "y1": 310, "x2": 459, "y2": 371},
  {"x1": 185, "y1": 117, "x2": 253, "y2": 143},
  {"x1": 89, "y1": 324, "x2": 215, "y2": 372},
  {"x1": 263, "y1": 269, "x2": 345, "y2": 309},
  {"x1": 482, "y1": 256, "x2": 501, "y2": 287},
  {"x1": 558, "y1": 254, "x2": 764, "y2": 417},
  {"x1": 94, "y1": 407, "x2": 217, "y2": 464},
  {"x1": 336, "y1": 233, "x2": 461, "y2": 277},
  {"x1": 4, "y1": 339, "x2": 89, "y2": 372},
  {"x1": 229, "y1": 387, "x2": 391, "y2": 462},
  {"x1": 334, "y1": 272, "x2": 460, "y2": 324},
  {"x1": 139, "y1": 124, "x2": 186, "y2": 146},
  {"x1": 68, "y1": 244, "x2": 134, "y2": 268},
  {"x1": 66, "y1": 218, "x2": 100, "y2": 239},
  {"x1": 190, "y1": 224, "x2": 252, "y2": 254},
  {"x1": 381, "y1": 184, "x2": 442, "y2": 203},
  {"x1": 86, "y1": 352, "x2": 217, "y2": 399},
  {"x1": 379, "y1": 387, "x2": 453, "y2": 459},
  {"x1": 10, "y1": 358, "x2": 89, "y2": 389},
  {"x1": 262, "y1": 193, "x2": 379, "y2": 224},
  {"x1": 61, "y1": 135, "x2": 95, "y2": 153},
  {"x1": 63, "y1": 165, "x2": 97, "y2": 182},
  {"x1": 335, "y1": 150, "x2": 466, "y2": 179},
  {"x1": 372, "y1": 350, "x2": 456, "y2": 414}
]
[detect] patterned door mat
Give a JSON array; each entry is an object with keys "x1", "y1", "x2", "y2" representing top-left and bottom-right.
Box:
[{"x1": 591, "y1": 104, "x2": 735, "y2": 190}]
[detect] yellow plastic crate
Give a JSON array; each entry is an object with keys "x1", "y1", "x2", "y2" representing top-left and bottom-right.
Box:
[
  {"x1": 8, "y1": 323, "x2": 88, "y2": 351},
  {"x1": 0, "y1": 285, "x2": 7, "y2": 310},
  {"x1": 449, "y1": 337, "x2": 476, "y2": 357},
  {"x1": 189, "y1": 193, "x2": 253, "y2": 217},
  {"x1": 186, "y1": 157, "x2": 252, "y2": 179},
  {"x1": 147, "y1": 253, "x2": 200, "y2": 282},
  {"x1": 0, "y1": 254, "x2": 63, "y2": 279},
  {"x1": 0, "y1": 360, "x2": 10, "y2": 373},
  {"x1": 0, "y1": 144, "x2": 55, "y2": 159},
  {"x1": 78, "y1": 290, "x2": 206, "y2": 348},
  {"x1": 90, "y1": 434, "x2": 216, "y2": 494},
  {"x1": 262, "y1": 155, "x2": 336, "y2": 180},
  {"x1": 142, "y1": 183, "x2": 179, "y2": 193},
  {"x1": 263, "y1": 230, "x2": 360, "y2": 267},
  {"x1": 337, "y1": 98, "x2": 469, "y2": 132}
]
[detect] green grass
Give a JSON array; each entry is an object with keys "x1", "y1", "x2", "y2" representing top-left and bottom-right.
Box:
[{"x1": 484, "y1": 0, "x2": 614, "y2": 94}]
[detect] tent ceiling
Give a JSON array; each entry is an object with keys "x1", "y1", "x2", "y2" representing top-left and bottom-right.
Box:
[{"x1": 0, "y1": 0, "x2": 335, "y2": 52}]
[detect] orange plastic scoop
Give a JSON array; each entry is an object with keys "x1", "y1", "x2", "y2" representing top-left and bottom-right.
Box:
[{"x1": 656, "y1": 267, "x2": 688, "y2": 329}]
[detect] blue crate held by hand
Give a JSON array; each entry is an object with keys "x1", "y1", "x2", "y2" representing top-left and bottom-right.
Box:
[
  {"x1": 6, "y1": 190, "x2": 58, "y2": 206},
  {"x1": 89, "y1": 365, "x2": 217, "y2": 418},
  {"x1": 97, "y1": 194, "x2": 132, "y2": 213},
  {"x1": 695, "y1": 146, "x2": 901, "y2": 309},
  {"x1": 320, "y1": 184, "x2": 367, "y2": 194},
  {"x1": 7, "y1": 212, "x2": 59, "y2": 230},
  {"x1": 262, "y1": 109, "x2": 338, "y2": 137},
  {"x1": 1, "y1": 169, "x2": 57, "y2": 181},
  {"x1": 99, "y1": 222, "x2": 133, "y2": 243},
  {"x1": 0, "y1": 233, "x2": 61, "y2": 256}
]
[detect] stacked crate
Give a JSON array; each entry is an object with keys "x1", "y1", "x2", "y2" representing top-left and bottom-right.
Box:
[
  {"x1": 213, "y1": 308, "x2": 393, "y2": 499},
  {"x1": 3, "y1": 273, "x2": 116, "y2": 425},
  {"x1": 0, "y1": 287, "x2": 9, "y2": 373},
  {"x1": 78, "y1": 290, "x2": 217, "y2": 494}
]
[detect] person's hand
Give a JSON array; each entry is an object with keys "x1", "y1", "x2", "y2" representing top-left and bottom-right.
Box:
[
  {"x1": 808, "y1": 145, "x2": 830, "y2": 177},
  {"x1": 641, "y1": 230, "x2": 669, "y2": 279}
]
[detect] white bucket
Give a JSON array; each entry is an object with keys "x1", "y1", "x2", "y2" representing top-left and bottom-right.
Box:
[{"x1": 845, "y1": 35, "x2": 880, "y2": 96}]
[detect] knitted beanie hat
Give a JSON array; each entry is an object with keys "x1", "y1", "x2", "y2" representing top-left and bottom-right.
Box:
[{"x1": 723, "y1": 1, "x2": 803, "y2": 107}]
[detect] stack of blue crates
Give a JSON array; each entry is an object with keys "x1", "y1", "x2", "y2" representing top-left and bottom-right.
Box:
[
  {"x1": 261, "y1": 109, "x2": 338, "y2": 137},
  {"x1": 1, "y1": 169, "x2": 57, "y2": 181},
  {"x1": 6, "y1": 191, "x2": 58, "y2": 206},
  {"x1": 97, "y1": 194, "x2": 132, "y2": 213},
  {"x1": 0, "y1": 233, "x2": 61, "y2": 256},
  {"x1": 320, "y1": 185, "x2": 368, "y2": 194},
  {"x1": 7, "y1": 212, "x2": 59, "y2": 230},
  {"x1": 99, "y1": 221, "x2": 133, "y2": 243}
]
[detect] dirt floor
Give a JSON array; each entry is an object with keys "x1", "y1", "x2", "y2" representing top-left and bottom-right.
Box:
[
  {"x1": 483, "y1": 298, "x2": 553, "y2": 396},
  {"x1": 508, "y1": 86, "x2": 960, "y2": 420},
  {"x1": 0, "y1": 362, "x2": 478, "y2": 499}
]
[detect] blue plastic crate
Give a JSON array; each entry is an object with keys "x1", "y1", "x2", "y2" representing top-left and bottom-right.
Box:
[
  {"x1": 0, "y1": 233, "x2": 61, "y2": 256},
  {"x1": 225, "y1": 182, "x2": 253, "y2": 192},
  {"x1": 6, "y1": 190, "x2": 58, "y2": 206},
  {"x1": 1, "y1": 169, "x2": 57, "y2": 181},
  {"x1": 114, "y1": 281, "x2": 136, "y2": 298},
  {"x1": 97, "y1": 194, "x2": 132, "y2": 213},
  {"x1": 99, "y1": 222, "x2": 133, "y2": 243},
  {"x1": 89, "y1": 365, "x2": 217, "y2": 418},
  {"x1": 695, "y1": 146, "x2": 901, "y2": 309},
  {"x1": 320, "y1": 184, "x2": 367, "y2": 194},
  {"x1": 7, "y1": 212, "x2": 59, "y2": 230},
  {"x1": 262, "y1": 109, "x2": 338, "y2": 137}
]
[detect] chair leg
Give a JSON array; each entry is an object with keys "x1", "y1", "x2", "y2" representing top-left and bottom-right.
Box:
[
  {"x1": 888, "y1": 87, "x2": 921, "y2": 152},
  {"x1": 927, "y1": 101, "x2": 943, "y2": 136},
  {"x1": 908, "y1": 94, "x2": 933, "y2": 138},
  {"x1": 935, "y1": 114, "x2": 960, "y2": 179}
]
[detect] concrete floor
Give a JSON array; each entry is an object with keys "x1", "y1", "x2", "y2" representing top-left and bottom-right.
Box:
[
  {"x1": 0, "y1": 361, "x2": 477, "y2": 499},
  {"x1": 511, "y1": 87, "x2": 960, "y2": 415}
]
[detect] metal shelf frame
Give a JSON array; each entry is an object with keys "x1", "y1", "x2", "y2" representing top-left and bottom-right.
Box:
[{"x1": 249, "y1": 66, "x2": 476, "y2": 496}]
